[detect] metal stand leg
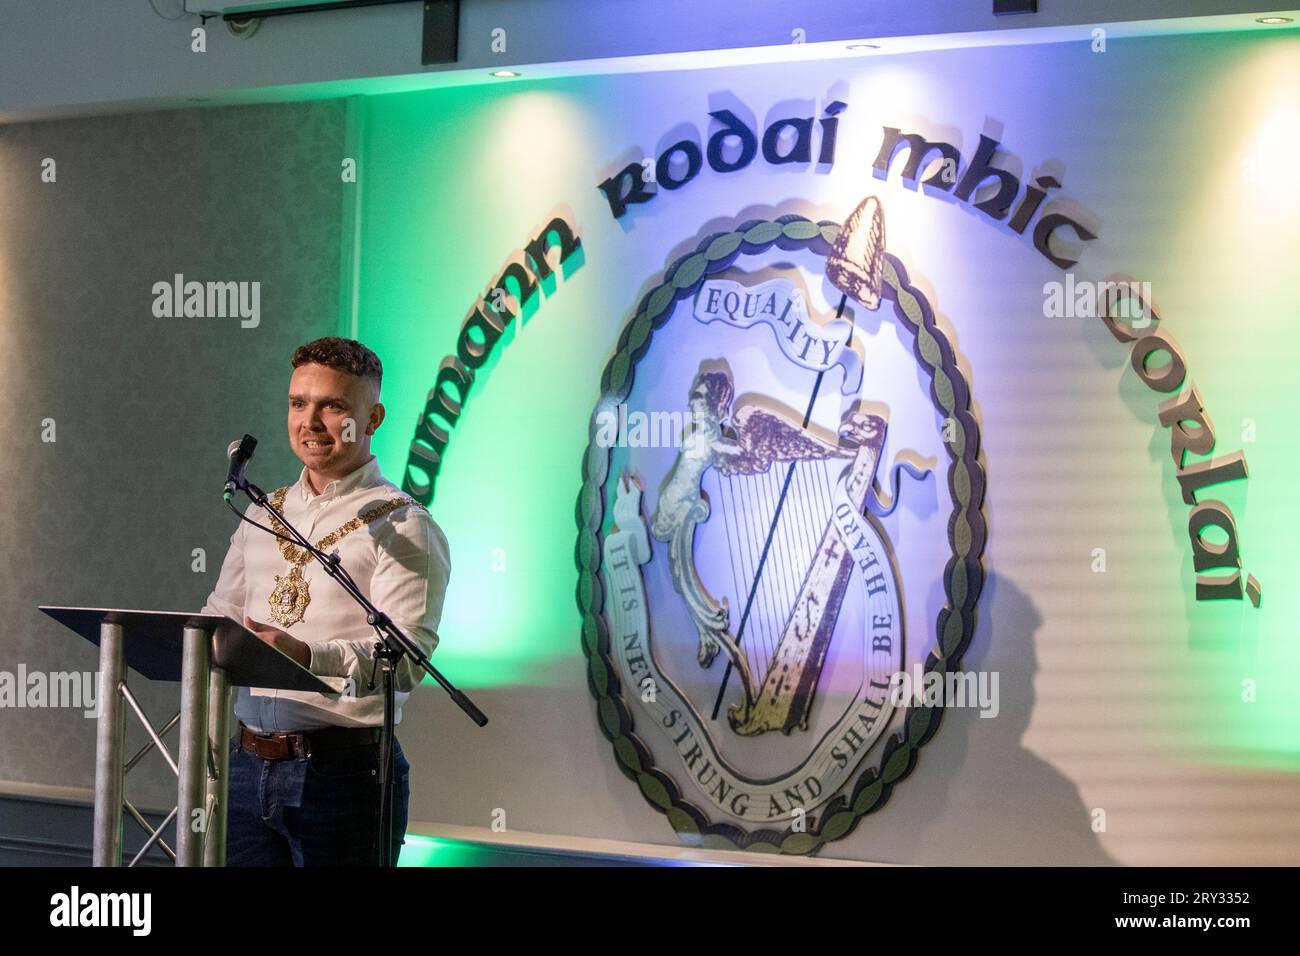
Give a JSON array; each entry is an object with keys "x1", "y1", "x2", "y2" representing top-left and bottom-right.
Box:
[
  {"x1": 175, "y1": 625, "x2": 210, "y2": 866},
  {"x1": 204, "y1": 667, "x2": 231, "y2": 867},
  {"x1": 93, "y1": 622, "x2": 126, "y2": 867}
]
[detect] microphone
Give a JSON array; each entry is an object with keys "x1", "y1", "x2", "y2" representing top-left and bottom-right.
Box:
[{"x1": 223, "y1": 434, "x2": 258, "y2": 502}]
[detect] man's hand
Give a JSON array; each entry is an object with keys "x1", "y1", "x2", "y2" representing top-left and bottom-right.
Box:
[{"x1": 244, "y1": 615, "x2": 312, "y2": 669}]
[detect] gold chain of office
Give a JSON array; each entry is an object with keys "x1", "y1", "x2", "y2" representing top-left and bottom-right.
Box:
[{"x1": 264, "y1": 485, "x2": 426, "y2": 627}]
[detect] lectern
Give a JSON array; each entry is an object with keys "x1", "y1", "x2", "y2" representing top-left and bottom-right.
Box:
[{"x1": 38, "y1": 607, "x2": 332, "y2": 867}]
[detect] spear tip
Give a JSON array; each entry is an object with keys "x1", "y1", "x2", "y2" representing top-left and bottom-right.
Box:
[{"x1": 827, "y1": 196, "x2": 886, "y2": 310}]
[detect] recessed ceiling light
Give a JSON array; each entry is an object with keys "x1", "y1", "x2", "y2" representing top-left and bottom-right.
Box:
[
  {"x1": 490, "y1": 70, "x2": 520, "y2": 78},
  {"x1": 1255, "y1": 16, "x2": 1293, "y2": 24},
  {"x1": 846, "y1": 43, "x2": 880, "y2": 50}
]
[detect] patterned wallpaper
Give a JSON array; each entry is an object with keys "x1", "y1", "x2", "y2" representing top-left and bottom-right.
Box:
[{"x1": 0, "y1": 100, "x2": 346, "y2": 810}]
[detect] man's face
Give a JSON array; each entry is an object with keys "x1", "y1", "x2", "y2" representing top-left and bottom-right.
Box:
[{"x1": 287, "y1": 362, "x2": 384, "y2": 483}]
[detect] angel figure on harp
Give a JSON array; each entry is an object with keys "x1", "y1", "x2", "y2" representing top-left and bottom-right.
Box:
[{"x1": 649, "y1": 364, "x2": 885, "y2": 722}]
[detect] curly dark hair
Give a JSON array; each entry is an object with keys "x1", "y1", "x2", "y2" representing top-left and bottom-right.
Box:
[{"x1": 291, "y1": 337, "x2": 383, "y2": 389}]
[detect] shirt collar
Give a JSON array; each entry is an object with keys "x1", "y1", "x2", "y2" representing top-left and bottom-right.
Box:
[{"x1": 297, "y1": 455, "x2": 381, "y2": 503}]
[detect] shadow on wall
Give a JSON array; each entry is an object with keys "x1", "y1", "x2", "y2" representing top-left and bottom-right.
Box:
[{"x1": 848, "y1": 572, "x2": 1118, "y2": 866}]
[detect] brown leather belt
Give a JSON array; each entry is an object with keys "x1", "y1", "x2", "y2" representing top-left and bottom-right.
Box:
[{"x1": 238, "y1": 721, "x2": 381, "y2": 761}]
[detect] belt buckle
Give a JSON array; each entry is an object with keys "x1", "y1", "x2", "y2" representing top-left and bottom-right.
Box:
[
  {"x1": 251, "y1": 734, "x2": 283, "y2": 760},
  {"x1": 251, "y1": 732, "x2": 300, "y2": 761}
]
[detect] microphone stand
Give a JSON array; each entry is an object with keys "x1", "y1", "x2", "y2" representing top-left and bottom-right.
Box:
[{"x1": 231, "y1": 476, "x2": 488, "y2": 867}]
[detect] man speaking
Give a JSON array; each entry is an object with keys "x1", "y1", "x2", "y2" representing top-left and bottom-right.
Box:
[{"x1": 202, "y1": 337, "x2": 451, "y2": 866}]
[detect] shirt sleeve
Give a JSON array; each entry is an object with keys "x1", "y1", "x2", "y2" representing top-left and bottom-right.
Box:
[
  {"x1": 201, "y1": 506, "x2": 250, "y2": 622},
  {"x1": 307, "y1": 505, "x2": 450, "y2": 694}
]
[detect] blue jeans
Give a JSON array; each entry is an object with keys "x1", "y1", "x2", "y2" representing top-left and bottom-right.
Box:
[{"x1": 225, "y1": 733, "x2": 410, "y2": 866}]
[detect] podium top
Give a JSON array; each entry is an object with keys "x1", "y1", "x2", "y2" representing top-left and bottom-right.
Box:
[{"x1": 38, "y1": 606, "x2": 333, "y2": 693}]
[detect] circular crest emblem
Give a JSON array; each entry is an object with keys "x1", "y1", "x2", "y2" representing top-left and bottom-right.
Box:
[{"x1": 576, "y1": 199, "x2": 987, "y2": 854}]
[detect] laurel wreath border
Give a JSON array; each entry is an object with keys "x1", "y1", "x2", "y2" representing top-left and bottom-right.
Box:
[{"x1": 573, "y1": 215, "x2": 988, "y2": 855}]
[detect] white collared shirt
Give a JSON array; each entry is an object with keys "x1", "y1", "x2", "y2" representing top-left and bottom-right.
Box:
[{"x1": 201, "y1": 455, "x2": 451, "y2": 732}]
